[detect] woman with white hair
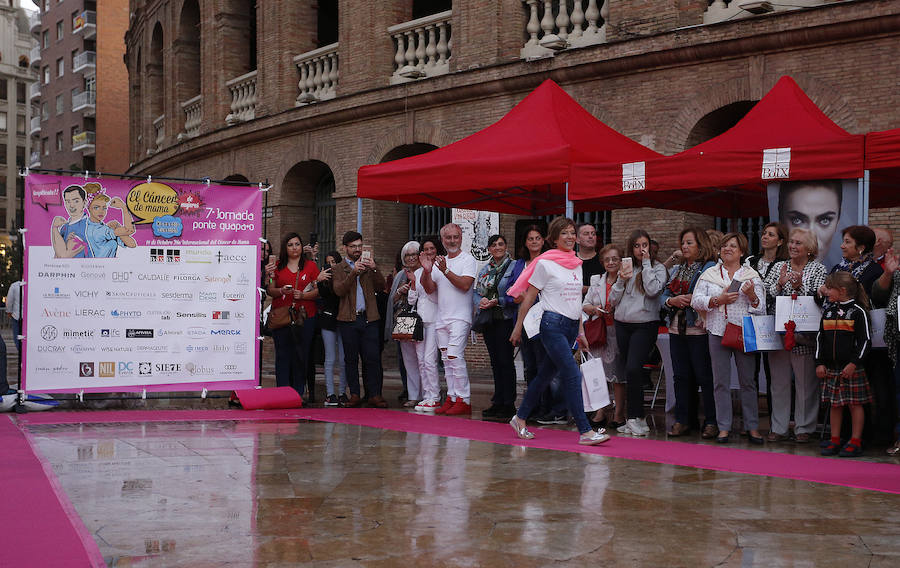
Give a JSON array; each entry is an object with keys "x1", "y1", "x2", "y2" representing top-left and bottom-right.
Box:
[
  {"x1": 766, "y1": 228, "x2": 827, "y2": 443},
  {"x1": 386, "y1": 241, "x2": 423, "y2": 407}
]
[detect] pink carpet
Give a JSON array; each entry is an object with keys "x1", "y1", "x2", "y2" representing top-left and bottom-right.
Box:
[
  {"x1": 0, "y1": 416, "x2": 105, "y2": 568},
  {"x1": 14, "y1": 408, "x2": 900, "y2": 495}
]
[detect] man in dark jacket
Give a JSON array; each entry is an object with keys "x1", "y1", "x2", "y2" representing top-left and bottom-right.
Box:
[{"x1": 332, "y1": 231, "x2": 387, "y2": 408}]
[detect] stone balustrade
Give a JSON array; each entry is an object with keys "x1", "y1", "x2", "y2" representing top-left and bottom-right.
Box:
[
  {"x1": 703, "y1": 0, "x2": 827, "y2": 24},
  {"x1": 521, "y1": 0, "x2": 608, "y2": 60},
  {"x1": 225, "y1": 70, "x2": 257, "y2": 125},
  {"x1": 179, "y1": 95, "x2": 202, "y2": 140},
  {"x1": 294, "y1": 43, "x2": 339, "y2": 106},
  {"x1": 151, "y1": 114, "x2": 164, "y2": 154},
  {"x1": 389, "y1": 10, "x2": 451, "y2": 85}
]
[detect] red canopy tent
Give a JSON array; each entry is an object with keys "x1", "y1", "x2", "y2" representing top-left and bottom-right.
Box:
[
  {"x1": 357, "y1": 79, "x2": 661, "y2": 216},
  {"x1": 569, "y1": 76, "x2": 866, "y2": 217},
  {"x1": 865, "y1": 127, "x2": 900, "y2": 209}
]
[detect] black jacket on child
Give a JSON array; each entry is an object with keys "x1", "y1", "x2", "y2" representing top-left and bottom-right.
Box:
[{"x1": 814, "y1": 299, "x2": 871, "y2": 368}]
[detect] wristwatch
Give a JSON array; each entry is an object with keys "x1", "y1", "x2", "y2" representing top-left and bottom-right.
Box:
[{"x1": 443, "y1": 267, "x2": 451, "y2": 275}]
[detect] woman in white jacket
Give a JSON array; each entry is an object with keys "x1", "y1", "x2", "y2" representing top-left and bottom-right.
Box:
[
  {"x1": 609, "y1": 230, "x2": 667, "y2": 437},
  {"x1": 691, "y1": 232, "x2": 767, "y2": 444},
  {"x1": 408, "y1": 237, "x2": 444, "y2": 412}
]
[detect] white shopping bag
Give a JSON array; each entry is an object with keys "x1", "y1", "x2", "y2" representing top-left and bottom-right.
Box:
[
  {"x1": 580, "y1": 352, "x2": 610, "y2": 412},
  {"x1": 871, "y1": 308, "x2": 886, "y2": 348},
  {"x1": 775, "y1": 295, "x2": 822, "y2": 332}
]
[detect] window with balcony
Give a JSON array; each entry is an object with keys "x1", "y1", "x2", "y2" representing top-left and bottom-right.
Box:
[
  {"x1": 42, "y1": 30, "x2": 49, "y2": 48},
  {"x1": 43, "y1": 67, "x2": 49, "y2": 84},
  {"x1": 0, "y1": 144, "x2": 6, "y2": 165},
  {"x1": 41, "y1": 102, "x2": 48, "y2": 120},
  {"x1": 16, "y1": 82, "x2": 25, "y2": 104},
  {"x1": 389, "y1": 1, "x2": 453, "y2": 84},
  {"x1": 0, "y1": 112, "x2": 6, "y2": 131},
  {"x1": 16, "y1": 146, "x2": 25, "y2": 168},
  {"x1": 16, "y1": 115, "x2": 25, "y2": 135},
  {"x1": 42, "y1": 137, "x2": 48, "y2": 155},
  {"x1": 176, "y1": 0, "x2": 201, "y2": 132},
  {"x1": 0, "y1": 81, "x2": 6, "y2": 100},
  {"x1": 55, "y1": 131, "x2": 62, "y2": 151}
]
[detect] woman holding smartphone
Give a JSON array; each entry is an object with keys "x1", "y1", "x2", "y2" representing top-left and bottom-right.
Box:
[
  {"x1": 609, "y1": 229, "x2": 668, "y2": 437},
  {"x1": 265, "y1": 232, "x2": 320, "y2": 397}
]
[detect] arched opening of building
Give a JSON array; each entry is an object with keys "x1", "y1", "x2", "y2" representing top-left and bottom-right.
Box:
[
  {"x1": 176, "y1": 0, "x2": 201, "y2": 115},
  {"x1": 317, "y1": 0, "x2": 338, "y2": 47},
  {"x1": 686, "y1": 101, "x2": 763, "y2": 254},
  {"x1": 280, "y1": 162, "x2": 335, "y2": 263},
  {"x1": 130, "y1": 49, "x2": 142, "y2": 162},
  {"x1": 223, "y1": 174, "x2": 250, "y2": 183},
  {"x1": 148, "y1": 23, "x2": 165, "y2": 145}
]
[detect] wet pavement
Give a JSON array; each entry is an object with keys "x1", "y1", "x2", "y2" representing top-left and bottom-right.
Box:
[{"x1": 28, "y1": 417, "x2": 900, "y2": 567}]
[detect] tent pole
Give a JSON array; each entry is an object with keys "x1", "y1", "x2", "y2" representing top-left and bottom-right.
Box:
[
  {"x1": 860, "y1": 173, "x2": 869, "y2": 225},
  {"x1": 357, "y1": 198, "x2": 362, "y2": 233},
  {"x1": 565, "y1": 182, "x2": 573, "y2": 218}
]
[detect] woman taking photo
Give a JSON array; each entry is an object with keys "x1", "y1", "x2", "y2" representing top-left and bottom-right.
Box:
[
  {"x1": 266, "y1": 232, "x2": 320, "y2": 397},
  {"x1": 410, "y1": 237, "x2": 445, "y2": 412},
  {"x1": 387, "y1": 241, "x2": 423, "y2": 408},
  {"x1": 474, "y1": 234, "x2": 517, "y2": 421},
  {"x1": 692, "y1": 233, "x2": 766, "y2": 444},
  {"x1": 661, "y1": 228, "x2": 718, "y2": 438},
  {"x1": 767, "y1": 228, "x2": 826, "y2": 443},
  {"x1": 508, "y1": 217, "x2": 609, "y2": 446},
  {"x1": 582, "y1": 244, "x2": 626, "y2": 427},
  {"x1": 317, "y1": 251, "x2": 347, "y2": 406},
  {"x1": 609, "y1": 229, "x2": 667, "y2": 437}
]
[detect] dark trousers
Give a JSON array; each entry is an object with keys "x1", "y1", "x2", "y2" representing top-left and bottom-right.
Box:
[
  {"x1": 521, "y1": 333, "x2": 562, "y2": 417},
  {"x1": 482, "y1": 318, "x2": 517, "y2": 407},
  {"x1": 615, "y1": 320, "x2": 659, "y2": 419},
  {"x1": 339, "y1": 315, "x2": 383, "y2": 398},
  {"x1": 272, "y1": 315, "x2": 317, "y2": 396},
  {"x1": 0, "y1": 329, "x2": 8, "y2": 393},
  {"x1": 670, "y1": 333, "x2": 716, "y2": 428}
]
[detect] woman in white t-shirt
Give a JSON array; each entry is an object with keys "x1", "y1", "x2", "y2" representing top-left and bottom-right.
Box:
[{"x1": 508, "y1": 217, "x2": 610, "y2": 446}]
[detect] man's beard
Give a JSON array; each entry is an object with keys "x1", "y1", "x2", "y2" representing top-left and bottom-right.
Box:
[{"x1": 445, "y1": 245, "x2": 460, "y2": 254}]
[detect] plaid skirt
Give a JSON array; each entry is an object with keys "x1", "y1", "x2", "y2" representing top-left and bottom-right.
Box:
[{"x1": 821, "y1": 368, "x2": 873, "y2": 407}]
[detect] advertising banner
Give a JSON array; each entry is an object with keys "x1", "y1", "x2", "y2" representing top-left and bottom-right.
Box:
[
  {"x1": 452, "y1": 208, "x2": 499, "y2": 269},
  {"x1": 23, "y1": 174, "x2": 262, "y2": 393}
]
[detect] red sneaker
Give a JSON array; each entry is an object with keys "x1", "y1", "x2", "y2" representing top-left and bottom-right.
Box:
[
  {"x1": 434, "y1": 396, "x2": 456, "y2": 415},
  {"x1": 445, "y1": 399, "x2": 472, "y2": 416}
]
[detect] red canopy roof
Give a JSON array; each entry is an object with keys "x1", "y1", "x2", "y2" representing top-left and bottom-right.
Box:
[
  {"x1": 866, "y1": 128, "x2": 900, "y2": 209},
  {"x1": 570, "y1": 76, "x2": 866, "y2": 217},
  {"x1": 357, "y1": 80, "x2": 661, "y2": 216}
]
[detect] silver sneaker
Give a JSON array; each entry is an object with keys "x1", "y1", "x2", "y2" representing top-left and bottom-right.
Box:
[
  {"x1": 510, "y1": 415, "x2": 534, "y2": 440},
  {"x1": 579, "y1": 429, "x2": 610, "y2": 445},
  {"x1": 628, "y1": 417, "x2": 650, "y2": 436}
]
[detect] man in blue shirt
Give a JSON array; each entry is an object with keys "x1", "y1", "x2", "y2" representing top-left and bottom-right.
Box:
[{"x1": 51, "y1": 185, "x2": 90, "y2": 258}]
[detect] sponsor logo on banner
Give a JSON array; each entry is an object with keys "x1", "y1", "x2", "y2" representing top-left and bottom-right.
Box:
[
  {"x1": 106, "y1": 290, "x2": 156, "y2": 300},
  {"x1": 234, "y1": 342, "x2": 248, "y2": 354},
  {"x1": 63, "y1": 329, "x2": 95, "y2": 338},
  {"x1": 236, "y1": 273, "x2": 251, "y2": 287},
  {"x1": 173, "y1": 273, "x2": 202, "y2": 282},
  {"x1": 157, "y1": 329, "x2": 183, "y2": 336},
  {"x1": 34, "y1": 364, "x2": 68, "y2": 375},
  {"x1": 111, "y1": 271, "x2": 132, "y2": 283},
  {"x1": 100, "y1": 345, "x2": 132, "y2": 352},
  {"x1": 187, "y1": 327, "x2": 206, "y2": 339},
  {"x1": 183, "y1": 248, "x2": 214, "y2": 264},
  {"x1": 126, "y1": 329, "x2": 154, "y2": 339},
  {"x1": 100, "y1": 329, "x2": 122, "y2": 338},
  {"x1": 41, "y1": 325, "x2": 58, "y2": 340},
  {"x1": 205, "y1": 274, "x2": 232, "y2": 285},
  {"x1": 176, "y1": 312, "x2": 206, "y2": 319},
  {"x1": 37, "y1": 345, "x2": 65, "y2": 353},
  {"x1": 111, "y1": 309, "x2": 142, "y2": 318},
  {"x1": 79, "y1": 362, "x2": 95, "y2": 377},
  {"x1": 75, "y1": 308, "x2": 106, "y2": 318},
  {"x1": 199, "y1": 291, "x2": 217, "y2": 302},
  {"x1": 74, "y1": 290, "x2": 100, "y2": 298},
  {"x1": 136, "y1": 345, "x2": 167, "y2": 352},
  {"x1": 622, "y1": 162, "x2": 646, "y2": 192},
  {"x1": 185, "y1": 362, "x2": 214, "y2": 376},
  {"x1": 160, "y1": 291, "x2": 193, "y2": 301},
  {"x1": 31, "y1": 182, "x2": 62, "y2": 209},
  {"x1": 762, "y1": 147, "x2": 791, "y2": 179},
  {"x1": 184, "y1": 345, "x2": 209, "y2": 353},
  {"x1": 221, "y1": 363, "x2": 240, "y2": 375},
  {"x1": 42, "y1": 287, "x2": 71, "y2": 300},
  {"x1": 43, "y1": 307, "x2": 71, "y2": 318},
  {"x1": 80, "y1": 271, "x2": 105, "y2": 280},
  {"x1": 216, "y1": 251, "x2": 248, "y2": 264},
  {"x1": 150, "y1": 248, "x2": 181, "y2": 263},
  {"x1": 222, "y1": 291, "x2": 246, "y2": 302},
  {"x1": 70, "y1": 344, "x2": 96, "y2": 354},
  {"x1": 212, "y1": 311, "x2": 229, "y2": 321},
  {"x1": 139, "y1": 362, "x2": 152, "y2": 375},
  {"x1": 137, "y1": 273, "x2": 170, "y2": 282},
  {"x1": 118, "y1": 361, "x2": 135, "y2": 376},
  {"x1": 38, "y1": 271, "x2": 76, "y2": 279},
  {"x1": 155, "y1": 363, "x2": 182, "y2": 375},
  {"x1": 213, "y1": 344, "x2": 230, "y2": 353},
  {"x1": 210, "y1": 329, "x2": 241, "y2": 336},
  {"x1": 98, "y1": 362, "x2": 115, "y2": 377}
]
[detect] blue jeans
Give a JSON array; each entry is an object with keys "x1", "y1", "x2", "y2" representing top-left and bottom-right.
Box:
[
  {"x1": 615, "y1": 320, "x2": 659, "y2": 419},
  {"x1": 272, "y1": 315, "x2": 317, "y2": 396},
  {"x1": 517, "y1": 312, "x2": 591, "y2": 434},
  {"x1": 669, "y1": 333, "x2": 716, "y2": 428},
  {"x1": 11, "y1": 318, "x2": 21, "y2": 353},
  {"x1": 482, "y1": 317, "x2": 517, "y2": 407},
  {"x1": 521, "y1": 332, "x2": 565, "y2": 416},
  {"x1": 321, "y1": 327, "x2": 346, "y2": 397},
  {"x1": 339, "y1": 315, "x2": 383, "y2": 397}
]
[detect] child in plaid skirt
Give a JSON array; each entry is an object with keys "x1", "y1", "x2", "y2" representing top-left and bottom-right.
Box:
[{"x1": 815, "y1": 272, "x2": 873, "y2": 457}]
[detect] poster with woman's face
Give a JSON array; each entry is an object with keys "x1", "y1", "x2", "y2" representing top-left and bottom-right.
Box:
[{"x1": 767, "y1": 179, "x2": 859, "y2": 269}]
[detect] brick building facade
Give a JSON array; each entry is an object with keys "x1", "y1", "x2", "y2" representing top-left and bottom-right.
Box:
[{"x1": 125, "y1": 0, "x2": 900, "y2": 375}]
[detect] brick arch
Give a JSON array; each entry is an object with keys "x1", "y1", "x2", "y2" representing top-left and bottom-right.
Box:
[
  {"x1": 663, "y1": 74, "x2": 860, "y2": 155},
  {"x1": 273, "y1": 140, "x2": 348, "y2": 204},
  {"x1": 364, "y1": 120, "x2": 455, "y2": 165}
]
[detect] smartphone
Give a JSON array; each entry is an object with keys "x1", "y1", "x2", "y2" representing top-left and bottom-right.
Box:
[
  {"x1": 726, "y1": 278, "x2": 743, "y2": 293},
  {"x1": 621, "y1": 257, "x2": 633, "y2": 272},
  {"x1": 268, "y1": 254, "x2": 277, "y2": 265},
  {"x1": 361, "y1": 245, "x2": 373, "y2": 263},
  {"x1": 283, "y1": 284, "x2": 293, "y2": 291},
  {"x1": 309, "y1": 232, "x2": 318, "y2": 247}
]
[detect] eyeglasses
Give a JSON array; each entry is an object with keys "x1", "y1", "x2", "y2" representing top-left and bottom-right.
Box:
[{"x1": 404, "y1": 253, "x2": 418, "y2": 258}]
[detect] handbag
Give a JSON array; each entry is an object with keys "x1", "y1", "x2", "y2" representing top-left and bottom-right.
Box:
[
  {"x1": 721, "y1": 303, "x2": 745, "y2": 351},
  {"x1": 288, "y1": 304, "x2": 307, "y2": 343},
  {"x1": 392, "y1": 303, "x2": 424, "y2": 341},
  {"x1": 580, "y1": 352, "x2": 610, "y2": 412},
  {"x1": 472, "y1": 258, "x2": 511, "y2": 333},
  {"x1": 266, "y1": 270, "x2": 302, "y2": 331},
  {"x1": 583, "y1": 315, "x2": 607, "y2": 348}
]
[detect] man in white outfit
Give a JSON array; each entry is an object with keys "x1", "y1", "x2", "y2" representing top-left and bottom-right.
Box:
[{"x1": 421, "y1": 223, "x2": 476, "y2": 415}]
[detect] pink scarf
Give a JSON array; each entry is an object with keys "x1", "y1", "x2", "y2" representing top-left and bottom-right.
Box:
[{"x1": 506, "y1": 249, "x2": 582, "y2": 299}]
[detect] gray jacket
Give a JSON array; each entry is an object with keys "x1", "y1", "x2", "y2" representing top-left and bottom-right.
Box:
[{"x1": 609, "y1": 259, "x2": 667, "y2": 323}]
